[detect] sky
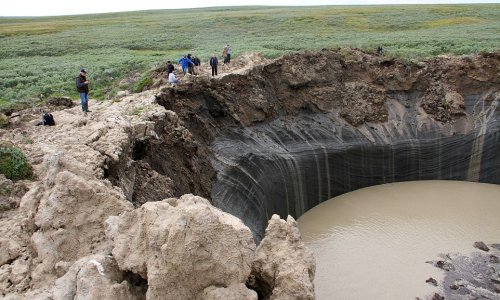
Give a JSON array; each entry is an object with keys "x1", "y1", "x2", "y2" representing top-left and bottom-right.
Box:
[{"x1": 1, "y1": 0, "x2": 499, "y2": 16}]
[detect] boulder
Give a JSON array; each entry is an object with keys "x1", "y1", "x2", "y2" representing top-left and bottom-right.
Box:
[
  {"x1": 109, "y1": 194, "x2": 256, "y2": 300},
  {"x1": 53, "y1": 254, "x2": 144, "y2": 300},
  {"x1": 250, "y1": 215, "x2": 315, "y2": 300},
  {"x1": 30, "y1": 171, "x2": 132, "y2": 282},
  {"x1": 201, "y1": 283, "x2": 257, "y2": 300}
]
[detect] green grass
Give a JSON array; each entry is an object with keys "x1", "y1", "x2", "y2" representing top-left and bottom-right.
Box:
[{"x1": 0, "y1": 4, "x2": 499, "y2": 110}]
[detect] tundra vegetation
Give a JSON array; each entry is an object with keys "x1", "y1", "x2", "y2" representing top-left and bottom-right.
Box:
[{"x1": 0, "y1": 4, "x2": 499, "y2": 111}]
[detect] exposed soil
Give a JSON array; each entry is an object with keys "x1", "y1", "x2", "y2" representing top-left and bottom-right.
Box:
[{"x1": 0, "y1": 48, "x2": 498, "y2": 298}]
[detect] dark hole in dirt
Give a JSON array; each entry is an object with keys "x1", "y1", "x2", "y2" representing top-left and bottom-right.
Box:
[{"x1": 132, "y1": 139, "x2": 150, "y2": 161}]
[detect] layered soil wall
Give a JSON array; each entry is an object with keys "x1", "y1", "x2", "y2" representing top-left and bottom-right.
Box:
[{"x1": 156, "y1": 49, "x2": 500, "y2": 240}]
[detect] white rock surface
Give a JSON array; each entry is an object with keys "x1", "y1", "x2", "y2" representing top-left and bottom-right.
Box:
[{"x1": 109, "y1": 194, "x2": 256, "y2": 299}]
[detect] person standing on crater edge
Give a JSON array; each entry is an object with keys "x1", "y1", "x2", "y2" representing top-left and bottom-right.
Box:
[
  {"x1": 210, "y1": 53, "x2": 218, "y2": 77},
  {"x1": 75, "y1": 68, "x2": 90, "y2": 113}
]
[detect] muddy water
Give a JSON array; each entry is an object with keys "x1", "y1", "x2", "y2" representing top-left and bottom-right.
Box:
[{"x1": 297, "y1": 180, "x2": 500, "y2": 300}]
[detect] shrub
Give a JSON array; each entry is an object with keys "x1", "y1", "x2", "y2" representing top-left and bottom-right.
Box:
[{"x1": 0, "y1": 143, "x2": 32, "y2": 180}]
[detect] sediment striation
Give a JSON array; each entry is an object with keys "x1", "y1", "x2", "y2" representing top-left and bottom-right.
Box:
[
  {"x1": 0, "y1": 49, "x2": 498, "y2": 298},
  {"x1": 156, "y1": 49, "x2": 500, "y2": 240}
]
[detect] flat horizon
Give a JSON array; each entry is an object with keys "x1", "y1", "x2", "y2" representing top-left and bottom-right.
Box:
[{"x1": 2, "y1": 1, "x2": 499, "y2": 17}]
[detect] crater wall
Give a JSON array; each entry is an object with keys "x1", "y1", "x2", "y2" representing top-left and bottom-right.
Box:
[
  {"x1": 211, "y1": 96, "x2": 499, "y2": 240},
  {"x1": 155, "y1": 49, "x2": 500, "y2": 241}
]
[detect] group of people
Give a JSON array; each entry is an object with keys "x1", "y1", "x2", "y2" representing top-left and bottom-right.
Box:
[
  {"x1": 168, "y1": 44, "x2": 233, "y2": 83},
  {"x1": 73, "y1": 44, "x2": 233, "y2": 112}
]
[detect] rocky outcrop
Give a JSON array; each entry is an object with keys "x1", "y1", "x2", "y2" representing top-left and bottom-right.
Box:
[
  {"x1": 108, "y1": 194, "x2": 257, "y2": 299},
  {"x1": 53, "y1": 254, "x2": 145, "y2": 300},
  {"x1": 427, "y1": 243, "x2": 500, "y2": 299},
  {"x1": 250, "y1": 215, "x2": 315, "y2": 300}
]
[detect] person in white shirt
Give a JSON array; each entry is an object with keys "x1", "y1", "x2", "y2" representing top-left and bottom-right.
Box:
[{"x1": 168, "y1": 70, "x2": 179, "y2": 84}]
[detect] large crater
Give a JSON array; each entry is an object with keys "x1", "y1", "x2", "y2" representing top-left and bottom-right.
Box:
[{"x1": 153, "y1": 49, "x2": 499, "y2": 241}]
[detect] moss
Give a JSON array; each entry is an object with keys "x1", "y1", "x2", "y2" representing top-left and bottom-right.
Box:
[{"x1": 0, "y1": 143, "x2": 32, "y2": 181}]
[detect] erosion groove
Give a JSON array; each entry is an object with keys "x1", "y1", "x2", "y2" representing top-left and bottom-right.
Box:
[{"x1": 156, "y1": 49, "x2": 500, "y2": 240}]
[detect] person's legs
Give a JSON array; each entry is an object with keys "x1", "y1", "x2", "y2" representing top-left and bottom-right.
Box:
[
  {"x1": 79, "y1": 92, "x2": 88, "y2": 112},
  {"x1": 227, "y1": 54, "x2": 231, "y2": 64},
  {"x1": 215, "y1": 65, "x2": 217, "y2": 75}
]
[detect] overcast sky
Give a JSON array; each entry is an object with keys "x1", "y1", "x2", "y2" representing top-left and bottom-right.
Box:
[{"x1": 1, "y1": 0, "x2": 498, "y2": 17}]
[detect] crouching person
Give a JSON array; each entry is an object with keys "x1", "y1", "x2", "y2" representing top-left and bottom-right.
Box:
[{"x1": 168, "y1": 70, "x2": 179, "y2": 84}]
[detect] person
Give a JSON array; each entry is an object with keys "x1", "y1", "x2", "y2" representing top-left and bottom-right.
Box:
[
  {"x1": 210, "y1": 53, "x2": 218, "y2": 77},
  {"x1": 193, "y1": 56, "x2": 200, "y2": 67},
  {"x1": 193, "y1": 56, "x2": 201, "y2": 74},
  {"x1": 166, "y1": 61, "x2": 175, "y2": 74},
  {"x1": 178, "y1": 54, "x2": 193, "y2": 75},
  {"x1": 222, "y1": 46, "x2": 228, "y2": 64},
  {"x1": 168, "y1": 70, "x2": 179, "y2": 84},
  {"x1": 377, "y1": 46, "x2": 384, "y2": 56},
  {"x1": 225, "y1": 44, "x2": 232, "y2": 64},
  {"x1": 75, "y1": 68, "x2": 90, "y2": 113},
  {"x1": 187, "y1": 54, "x2": 195, "y2": 75}
]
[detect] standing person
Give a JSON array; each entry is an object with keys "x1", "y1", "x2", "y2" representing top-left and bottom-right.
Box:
[
  {"x1": 75, "y1": 68, "x2": 90, "y2": 113},
  {"x1": 187, "y1": 54, "x2": 195, "y2": 75},
  {"x1": 177, "y1": 54, "x2": 193, "y2": 75},
  {"x1": 225, "y1": 44, "x2": 232, "y2": 65},
  {"x1": 193, "y1": 56, "x2": 201, "y2": 74},
  {"x1": 210, "y1": 53, "x2": 218, "y2": 77},
  {"x1": 222, "y1": 45, "x2": 228, "y2": 65},
  {"x1": 166, "y1": 61, "x2": 175, "y2": 74}
]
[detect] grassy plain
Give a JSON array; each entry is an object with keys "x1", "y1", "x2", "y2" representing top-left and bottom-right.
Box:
[{"x1": 0, "y1": 4, "x2": 499, "y2": 110}]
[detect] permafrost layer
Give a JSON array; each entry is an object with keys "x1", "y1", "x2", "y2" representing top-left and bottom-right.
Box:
[
  {"x1": 156, "y1": 50, "x2": 499, "y2": 241},
  {"x1": 211, "y1": 96, "x2": 499, "y2": 240}
]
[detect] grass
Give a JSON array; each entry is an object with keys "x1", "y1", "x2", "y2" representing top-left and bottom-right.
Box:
[{"x1": 0, "y1": 4, "x2": 499, "y2": 111}]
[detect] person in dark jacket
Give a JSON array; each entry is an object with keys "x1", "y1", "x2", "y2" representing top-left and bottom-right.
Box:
[
  {"x1": 210, "y1": 53, "x2": 218, "y2": 77},
  {"x1": 177, "y1": 55, "x2": 194, "y2": 75},
  {"x1": 75, "y1": 69, "x2": 90, "y2": 113},
  {"x1": 166, "y1": 61, "x2": 175, "y2": 74}
]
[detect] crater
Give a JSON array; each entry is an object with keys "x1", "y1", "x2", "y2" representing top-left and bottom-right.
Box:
[{"x1": 148, "y1": 49, "x2": 498, "y2": 241}]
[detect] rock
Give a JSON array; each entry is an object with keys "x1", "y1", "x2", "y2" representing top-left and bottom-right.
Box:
[
  {"x1": 431, "y1": 293, "x2": 444, "y2": 300},
  {"x1": 0, "y1": 239, "x2": 22, "y2": 266},
  {"x1": 201, "y1": 283, "x2": 257, "y2": 300},
  {"x1": 30, "y1": 171, "x2": 132, "y2": 282},
  {"x1": 0, "y1": 175, "x2": 15, "y2": 211},
  {"x1": 435, "y1": 260, "x2": 455, "y2": 272},
  {"x1": 490, "y1": 244, "x2": 500, "y2": 251},
  {"x1": 47, "y1": 96, "x2": 74, "y2": 108},
  {"x1": 490, "y1": 255, "x2": 499, "y2": 264},
  {"x1": 110, "y1": 194, "x2": 256, "y2": 299},
  {"x1": 116, "y1": 90, "x2": 130, "y2": 98},
  {"x1": 250, "y1": 215, "x2": 315, "y2": 300},
  {"x1": 474, "y1": 241, "x2": 490, "y2": 252},
  {"x1": 53, "y1": 254, "x2": 144, "y2": 300},
  {"x1": 425, "y1": 277, "x2": 437, "y2": 286}
]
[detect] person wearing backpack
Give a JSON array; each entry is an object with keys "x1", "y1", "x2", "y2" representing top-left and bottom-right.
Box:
[{"x1": 76, "y1": 68, "x2": 90, "y2": 113}]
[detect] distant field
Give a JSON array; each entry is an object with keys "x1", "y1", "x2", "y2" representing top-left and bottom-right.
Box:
[{"x1": 0, "y1": 4, "x2": 499, "y2": 110}]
